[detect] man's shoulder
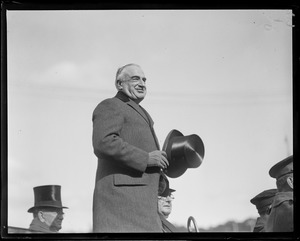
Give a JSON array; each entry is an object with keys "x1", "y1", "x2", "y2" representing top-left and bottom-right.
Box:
[
  {"x1": 92, "y1": 96, "x2": 126, "y2": 119},
  {"x1": 94, "y1": 96, "x2": 122, "y2": 109},
  {"x1": 272, "y1": 192, "x2": 293, "y2": 208}
]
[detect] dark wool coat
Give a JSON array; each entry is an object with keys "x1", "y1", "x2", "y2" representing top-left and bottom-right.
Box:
[
  {"x1": 265, "y1": 191, "x2": 293, "y2": 232},
  {"x1": 29, "y1": 218, "x2": 56, "y2": 233},
  {"x1": 92, "y1": 91, "x2": 162, "y2": 232},
  {"x1": 252, "y1": 216, "x2": 266, "y2": 232},
  {"x1": 159, "y1": 214, "x2": 178, "y2": 232}
]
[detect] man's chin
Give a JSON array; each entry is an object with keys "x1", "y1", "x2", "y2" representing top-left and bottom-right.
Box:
[
  {"x1": 132, "y1": 95, "x2": 145, "y2": 103},
  {"x1": 134, "y1": 90, "x2": 146, "y2": 97},
  {"x1": 136, "y1": 93, "x2": 146, "y2": 99},
  {"x1": 50, "y1": 224, "x2": 62, "y2": 232}
]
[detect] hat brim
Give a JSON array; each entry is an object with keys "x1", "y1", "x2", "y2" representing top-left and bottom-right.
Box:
[
  {"x1": 162, "y1": 130, "x2": 188, "y2": 178},
  {"x1": 162, "y1": 129, "x2": 184, "y2": 153},
  {"x1": 28, "y1": 205, "x2": 68, "y2": 213},
  {"x1": 169, "y1": 188, "x2": 176, "y2": 193},
  {"x1": 269, "y1": 155, "x2": 293, "y2": 178}
]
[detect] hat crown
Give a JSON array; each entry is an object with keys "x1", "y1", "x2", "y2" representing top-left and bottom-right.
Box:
[{"x1": 34, "y1": 185, "x2": 61, "y2": 204}]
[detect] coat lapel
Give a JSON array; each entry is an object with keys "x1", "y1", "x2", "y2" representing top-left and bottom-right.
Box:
[
  {"x1": 127, "y1": 101, "x2": 151, "y2": 126},
  {"x1": 115, "y1": 91, "x2": 150, "y2": 126},
  {"x1": 115, "y1": 91, "x2": 160, "y2": 149}
]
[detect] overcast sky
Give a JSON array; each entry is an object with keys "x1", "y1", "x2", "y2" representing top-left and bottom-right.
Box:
[{"x1": 7, "y1": 9, "x2": 293, "y2": 232}]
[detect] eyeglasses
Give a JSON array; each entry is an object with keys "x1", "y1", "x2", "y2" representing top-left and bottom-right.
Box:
[{"x1": 158, "y1": 194, "x2": 174, "y2": 201}]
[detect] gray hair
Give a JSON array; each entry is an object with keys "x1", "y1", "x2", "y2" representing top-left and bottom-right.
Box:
[{"x1": 115, "y1": 63, "x2": 140, "y2": 89}]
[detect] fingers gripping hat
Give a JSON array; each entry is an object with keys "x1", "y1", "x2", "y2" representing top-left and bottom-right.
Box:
[
  {"x1": 269, "y1": 155, "x2": 293, "y2": 179},
  {"x1": 28, "y1": 185, "x2": 68, "y2": 213},
  {"x1": 250, "y1": 189, "x2": 277, "y2": 215},
  {"x1": 162, "y1": 129, "x2": 205, "y2": 178}
]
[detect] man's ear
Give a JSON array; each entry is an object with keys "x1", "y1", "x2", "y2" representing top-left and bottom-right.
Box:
[
  {"x1": 287, "y1": 177, "x2": 293, "y2": 189},
  {"x1": 116, "y1": 80, "x2": 123, "y2": 90},
  {"x1": 37, "y1": 211, "x2": 45, "y2": 222}
]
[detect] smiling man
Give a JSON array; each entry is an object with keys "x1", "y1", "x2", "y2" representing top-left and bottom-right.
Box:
[{"x1": 92, "y1": 63, "x2": 169, "y2": 232}]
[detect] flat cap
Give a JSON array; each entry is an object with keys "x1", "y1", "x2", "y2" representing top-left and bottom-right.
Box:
[
  {"x1": 269, "y1": 155, "x2": 293, "y2": 179},
  {"x1": 250, "y1": 189, "x2": 277, "y2": 214}
]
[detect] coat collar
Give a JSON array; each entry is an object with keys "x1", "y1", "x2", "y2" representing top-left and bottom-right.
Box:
[
  {"x1": 115, "y1": 91, "x2": 153, "y2": 126},
  {"x1": 115, "y1": 91, "x2": 160, "y2": 149},
  {"x1": 29, "y1": 217, "x2": 56, "y2": 233},
  {"x1": 272, "y1": 191, "x2": 293, "y2": 208},
  {"x1": 115, "y1": 91, "x2": 131, "y2": 103},
  {"x1": 159, "y1": 213, "x2": 177, "y2": 232}
]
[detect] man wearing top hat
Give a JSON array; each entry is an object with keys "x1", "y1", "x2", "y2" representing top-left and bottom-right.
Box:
[
  {"x1": 157, "y1": 172, "x2": 178, "y2": 232},
  {"x1": 27, "y1": 185, "x2": 68, "y2": 233},
  {"x1": 265, "y1": 155, "x2": 293, "y2": 232},
  {"x1": 250, "y1": 189, "x2": 277, "y2": 232}
]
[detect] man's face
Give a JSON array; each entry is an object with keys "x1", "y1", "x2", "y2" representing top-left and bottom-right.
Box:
[
  {"x1": 158, "y1": 195, "x2": 173, "y2": 218},
  {"x1": 40, "y1": 208, "x2": 64, "y2": 232},
  {"x1": 120, "y1": 65, "x2": 147, "y2": 103}
]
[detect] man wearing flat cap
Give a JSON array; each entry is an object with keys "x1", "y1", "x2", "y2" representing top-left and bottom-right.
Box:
[
  {"x1": 250, "y1": 189, "x2": 277, "y2": 232},
  {"x1": 265, "y1": 155, "x2": 293, "y2": 232},
  {"x1": 27, "y1": 185, "x2": 68, "y2": 233},
  {"x1": 157, "y1": 173, "x2": 178, "y2": 232}
]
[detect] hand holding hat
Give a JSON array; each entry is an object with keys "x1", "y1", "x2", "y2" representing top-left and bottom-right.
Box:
[{"x1": 148, "y1": 150, "x2": 169, "y2": 169}]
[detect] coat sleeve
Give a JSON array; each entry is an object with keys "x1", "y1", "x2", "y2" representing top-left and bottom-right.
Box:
[
  {"x1": 273, "y1": 200, "x2": 293, "y2": 232},
  {"x1": 92, "y1": 99, "x2": 148, "y2": 173}
]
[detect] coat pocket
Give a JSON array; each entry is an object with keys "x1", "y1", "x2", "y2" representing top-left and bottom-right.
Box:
[{"x1": 113, "y1": 173, "x2": 149, "y2": 186}]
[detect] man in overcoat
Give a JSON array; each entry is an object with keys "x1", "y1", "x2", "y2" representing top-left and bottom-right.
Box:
[
  {"x1": 92, "y1": 63, "x2": 169, "y2": 232},
  {"x1": 157, "y1": 173, "x2": 178, "y2": 232},
  {"x1": 27, "y1": 185, "x2": 67, "y2": 233},
  {"x1": 265, "y1": 155, "x2": 293, "y2": 232},
  {"x1": 250, "y1": 188, "x2": 277, "y2": 232}
]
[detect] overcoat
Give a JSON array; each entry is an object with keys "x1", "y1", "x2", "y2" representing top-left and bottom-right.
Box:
[
  {"x1": 265, "y1": 191, "x2": 293, "y2": 232},
  {"x1": 28, "y1": 218, "x2": 56, "y2": 233},
  {"x1": 252, "y1": 216, "x2": 266, "y2": 232},
  {"x1": 159, "y1": 214, "x2": 178, "y2": 232},
  {"x1": 92, "y1": 91, "x2": 162, "y2": 232}
]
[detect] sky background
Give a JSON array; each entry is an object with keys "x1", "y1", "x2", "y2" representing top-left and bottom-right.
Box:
[{"x1": 7, "y1": 10, "x2": 293, "y2": 233}]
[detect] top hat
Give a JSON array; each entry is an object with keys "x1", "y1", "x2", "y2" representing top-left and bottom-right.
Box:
[
  {"x1": 28, "y1": 185, "x2": 68, "y2": 213},
  {"x1": 250, "y1": 189, "x2": 277, "y2": 215},
  {"x1": 269, "y1": 155, "x2": 293, "y2": 179},
  {"x1": 162, "y1": 129, "x2": 205, "y2": 178},
  {"x1": 158, "y1": 172, "x2": 176, "y2": 197}
]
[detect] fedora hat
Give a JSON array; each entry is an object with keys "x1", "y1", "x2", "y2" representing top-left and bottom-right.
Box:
[
  {"x1": 28, "y1": 185, "x2": 68, "y2": 213},
  {"x1": 158, "y1": 172, "x2": 176, "y2": 197},
  {"x1": 162, "y1": 129, "x2": 205, "y2": 178}
]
